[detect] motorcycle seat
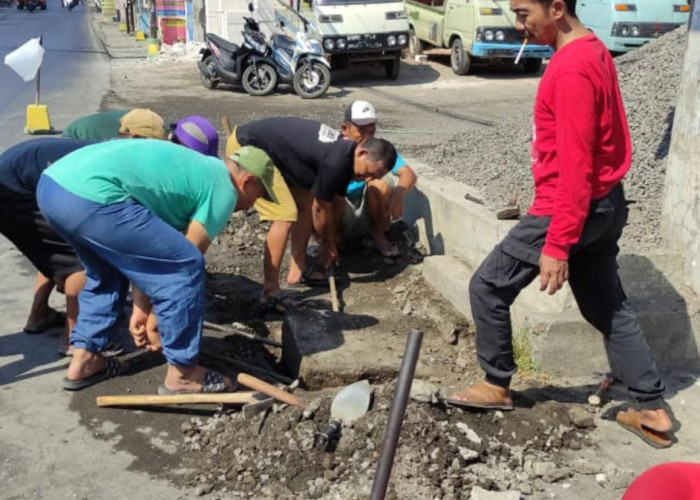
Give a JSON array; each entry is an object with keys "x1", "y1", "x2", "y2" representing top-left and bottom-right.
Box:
[
  {"x1": 207, "y1": 34, "x2": 239, "y2": 54},
  {"x1": 272, "y1": 34, "x2": 296, "y2": 53}
]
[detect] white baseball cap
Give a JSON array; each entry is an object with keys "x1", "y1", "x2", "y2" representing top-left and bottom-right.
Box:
[{"x1": 344, "y1": 100, "x2": 377, "y2": 126}]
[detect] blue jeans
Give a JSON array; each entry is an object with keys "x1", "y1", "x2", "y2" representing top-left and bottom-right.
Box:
[{"x1": 36, "y1": 176, "x2": 205, "y2": 366}]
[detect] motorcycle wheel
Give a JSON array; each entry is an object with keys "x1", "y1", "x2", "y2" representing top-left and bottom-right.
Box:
[
  {"x1": 293, "y1": 62, "x2": 331, "y2": 99},
  {"x1": 199, "y1": 56, "x2": 218, "y2": 89},
  {"x1": 241, "y1": 63, "x2": 277, "y2": 96}
]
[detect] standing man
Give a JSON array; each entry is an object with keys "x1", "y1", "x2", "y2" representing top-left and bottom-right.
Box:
[
  {"x1": 447, "y1": 0, "x2": 674, "y2": 448},
  {"x1": 339, "y1": 101, "x2": 417, "y2": 257},
  {"x1": 226, "y1": 117, "x2": 397, "y2": 314},
  {"x1": 37, "y1": 141, "x2": 276, "y2": 392}
]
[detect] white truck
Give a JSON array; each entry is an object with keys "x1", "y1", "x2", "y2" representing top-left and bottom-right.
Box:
[{"x1": 275, "y1": 0, "x2": 410, "y2": 79}]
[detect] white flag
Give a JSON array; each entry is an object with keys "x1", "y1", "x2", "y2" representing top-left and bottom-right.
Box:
[{"x1": 4, "y1": 37, "x2": 45, "y2": 82}]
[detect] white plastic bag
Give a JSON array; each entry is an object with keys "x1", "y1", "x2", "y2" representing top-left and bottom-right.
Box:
[{"x1": 4, "y1": 38, "x2": 45, "y2": 82}]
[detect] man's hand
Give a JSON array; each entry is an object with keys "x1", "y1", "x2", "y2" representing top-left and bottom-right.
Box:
[
  {"x1": 129, "y1": 306, "x2": 150, "y2": 348},
  {"x1": 145, "y1": 312, "x2": 162, "y2": 352},
  {"x1": 321, "y1": 244, "x2": 339, "y2": 270},
  {"x1": 539, "y1": 253, "x2": 569, "y2": 295},
  {"x1": 386, "y1": 187, "x2": 405, "y2": 220}
]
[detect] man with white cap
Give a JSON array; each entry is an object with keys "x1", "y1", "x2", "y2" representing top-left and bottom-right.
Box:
[{"x1": 339, "y1": 100, "x2": 417, "y2": 257}]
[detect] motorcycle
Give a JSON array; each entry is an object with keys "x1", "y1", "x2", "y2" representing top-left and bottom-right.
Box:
[
  {"x1": 268, "y1": 22, "x2": 332, "y2": 100},
  {"x1": 197, "y1": 9, "x2": 277, "y2": 96}
]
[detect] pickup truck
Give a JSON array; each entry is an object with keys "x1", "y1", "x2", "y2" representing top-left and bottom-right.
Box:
[
  {"x1": 577, "y1": 0, "x2": 691, "y2": 53},
  {"x1": 405, "y1": 0, "x2": 553, "y2": 75},
  {"x1": 275, "y1": 0, "x2": 410, "y2": 79}
]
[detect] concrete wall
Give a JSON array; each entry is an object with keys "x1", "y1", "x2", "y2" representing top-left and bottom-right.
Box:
[
  {"x1": 204, "y1": 0, "x2": 277, "y2": 42},
  {"x1": 406, "y1": 159, "x2": 700, "y2": 375},
  {"x1": 661, "y1": 6, "x2": 700, "y2": 294}
]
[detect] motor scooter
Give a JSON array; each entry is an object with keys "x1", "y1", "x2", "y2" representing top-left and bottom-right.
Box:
[
  {"x1": 268, "y1": 22, "x2": 331, "y2": 99},
  {"x1": 197, "y1": 7, "x2": 277, "y2": 96}
]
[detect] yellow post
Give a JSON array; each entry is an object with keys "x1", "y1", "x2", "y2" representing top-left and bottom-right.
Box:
[{"x1": 24, "y1": 35, "x2": 54, "y2": 135}]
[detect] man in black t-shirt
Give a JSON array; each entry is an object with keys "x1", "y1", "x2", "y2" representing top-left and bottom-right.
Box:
[
  {"x1": 0, "y1": 138, "x2": 93, "y2": 355},
  {"x1": 226, "y1": 117, "x2": 397, "y2": 314}
]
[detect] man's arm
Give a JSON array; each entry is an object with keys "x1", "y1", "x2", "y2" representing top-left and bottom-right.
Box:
[
  {"x1": 185, "y1": 220, "x2": 211, "y2": 254},
  {"x1": 540, "y1": 71, "x2": 596, "y2": 295},
  {"x1": 312, "y1": 197, "x2": 339, "y2": 267},
  {"x1": 387, "y1": 164, "x2": 417, "y2": 219}
]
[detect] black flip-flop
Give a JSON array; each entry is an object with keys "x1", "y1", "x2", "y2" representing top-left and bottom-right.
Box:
[
  {"x1": 62, "y1": 358, "x2": 125, "y2": 391},
  {"x1": 23, "y1": 309, "x2": 66, "y2": 334},
  {"x1": 157, "y1": 369, "x2": 233, "y2": 395}
]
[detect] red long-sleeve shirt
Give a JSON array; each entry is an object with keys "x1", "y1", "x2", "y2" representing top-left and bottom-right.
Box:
[{"x1": 528, "y1": 34, "x2": 632, "y2": 260}]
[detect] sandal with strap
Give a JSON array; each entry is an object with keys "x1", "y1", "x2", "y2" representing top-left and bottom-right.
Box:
[
  {"x1": 23, "y1": 308, "x2": 66, "y2": 334},
  {"x1": 446, "y1": 380, "x2": 514, "y2": 411},
  {"x1": 373, "y1": 242, "x2": 402, "y2": 258},
  {"x1": 252, "y1": 291, "x2": 304, "y2": 316},
  {"x1": 158, "y1": 368, "x2": 232, "y2": 395},
  {"x1": 616, "y1": 408, "x2": 673, "y2": 449},
  {"x1": 290, "y1": 262, "x2": 331, "y2": 289},
  {"x1": 62, "y1": 358, "x2": 125, "y2": 391}
]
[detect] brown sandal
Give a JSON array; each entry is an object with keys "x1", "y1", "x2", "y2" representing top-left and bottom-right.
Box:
[
  {"x1": 616, "y1": 408, "x2": 673, "y2": 448},
  {"x1": 447, "y1": 381, "x2": 514, "y2": 411}
]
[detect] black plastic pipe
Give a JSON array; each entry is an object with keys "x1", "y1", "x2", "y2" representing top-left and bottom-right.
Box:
[{"x1": 370, "y1": 328, "x2": 423, "y2": 500}]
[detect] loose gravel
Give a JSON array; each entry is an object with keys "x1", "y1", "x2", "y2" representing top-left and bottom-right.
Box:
[{"x1": 404, "y1": 27, "x2": 688, "y2": 252}]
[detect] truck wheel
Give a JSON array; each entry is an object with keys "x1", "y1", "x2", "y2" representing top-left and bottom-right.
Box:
[
  {"x1": 523, "y1": 58, "x2": 543, "y2": 74},
  {"x1": 450, "y1": 38, "x2": 471, "y2": 75},
  {"x1": 403, "y1": 28, "x2": 423, "y2": 60},
  {"x1": 384, "y1": 58, "x2": 400, "y2": 80}
]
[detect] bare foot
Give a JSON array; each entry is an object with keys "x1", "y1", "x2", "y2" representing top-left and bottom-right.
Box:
[
  {"x1": 640, "y1": 408, "x2": 673, "y2": 433},
  {"x1": 66, "y1": 349, "x2": 105, "y2": 381},
  {"x1": 163, "y1": 364, "x2": 233, "y2": 393}
]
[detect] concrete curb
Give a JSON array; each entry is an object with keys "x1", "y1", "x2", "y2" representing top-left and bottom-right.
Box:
[{"x1": 404, "y1": 159, "x2": 700, "y2": 376}]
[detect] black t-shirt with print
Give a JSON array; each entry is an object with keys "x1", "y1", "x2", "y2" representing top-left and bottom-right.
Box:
[{"x1": 235, "y1": 117, "x2": 356, "y2": 202}]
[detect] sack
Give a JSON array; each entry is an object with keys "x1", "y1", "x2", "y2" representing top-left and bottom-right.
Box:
[{"x1": 4, "y1": 37, "x2": 45, "y2": 82}]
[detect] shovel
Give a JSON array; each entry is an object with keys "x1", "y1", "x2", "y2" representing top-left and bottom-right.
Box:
[{"x1": 317, "y1": 380, "x2": 372, "y2": 449}]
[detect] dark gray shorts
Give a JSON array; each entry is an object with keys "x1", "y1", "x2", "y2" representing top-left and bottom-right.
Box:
[{"x1": 0, "y1": 184, "x2": 83, "y2": 278}]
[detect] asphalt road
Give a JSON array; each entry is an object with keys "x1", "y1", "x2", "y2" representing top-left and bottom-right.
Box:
[
  {"x1": 0, "y1": 0, "x2": 108, "y2": 147},
  {"x1": 0, "y1": 3, "x2": 186, "y2": 499}
]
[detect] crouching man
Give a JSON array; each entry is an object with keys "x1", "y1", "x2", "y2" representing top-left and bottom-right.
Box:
[{"x1": 37, "y1": 140, "x2": 276, "y2": 392}]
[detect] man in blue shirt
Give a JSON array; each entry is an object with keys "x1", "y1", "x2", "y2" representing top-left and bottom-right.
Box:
[{"x1": 340, "y1": 101, "x2": 417, "y2": 257}]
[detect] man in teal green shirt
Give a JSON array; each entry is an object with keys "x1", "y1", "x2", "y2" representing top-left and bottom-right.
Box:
[{"x1": 37, "y1": 140, "x2": 276, "y2": 393}]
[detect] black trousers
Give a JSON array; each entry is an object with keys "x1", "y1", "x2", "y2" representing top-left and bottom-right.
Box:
[{"x1": 469, "y1": 184, "x2": 665, "y2": 408}]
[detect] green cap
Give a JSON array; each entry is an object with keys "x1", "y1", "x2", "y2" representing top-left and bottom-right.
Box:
[{"x1": 229, "y1": 146, "x2": 278, "y2": 204}]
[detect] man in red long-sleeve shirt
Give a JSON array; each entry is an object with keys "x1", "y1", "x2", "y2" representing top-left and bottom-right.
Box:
[{"x1": 447, "y1": 0, "x2": 675, "y2": 448}]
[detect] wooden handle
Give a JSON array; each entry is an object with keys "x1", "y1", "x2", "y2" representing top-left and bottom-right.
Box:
[
  {"x1": 329, "y1": 274, "x2": 339, "y2": 312},
  {"x1": 97, "y1": 391, "x2": 255, "y2": 407},
  {"x1": 237, "y1": 373, "x2": 306, "y2": 409},
  {"x1": 220, "y1": 115, "x2": 232, "y2": 136}
]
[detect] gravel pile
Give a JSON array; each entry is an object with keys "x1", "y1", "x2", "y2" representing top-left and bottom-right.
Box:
[
  {"x1": 405, "y1": 27, "x2": 688, "y2": 251},
  {"x1": 175, "y1": 383, "x2": 635, "y2": 500}
]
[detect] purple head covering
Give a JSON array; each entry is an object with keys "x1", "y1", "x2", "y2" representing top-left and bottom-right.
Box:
[{"x1": 172, "y1": 115, "x2": 219, "y2": 156}]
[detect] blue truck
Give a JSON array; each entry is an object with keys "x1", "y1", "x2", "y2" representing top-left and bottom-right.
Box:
[{"x1": 577, "y1": 0, "x2": 691, "y2": 53}]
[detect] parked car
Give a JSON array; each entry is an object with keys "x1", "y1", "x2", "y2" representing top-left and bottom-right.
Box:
[
  {"x1": 405, "y1": 0, "x2": 552, "y2": 75},
  {"x1": 17, "y1": 0, "x2": 46, "y2": 10},
  {"x1": 577, "y1": 0, "x2": 690, "y2": 53}
]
